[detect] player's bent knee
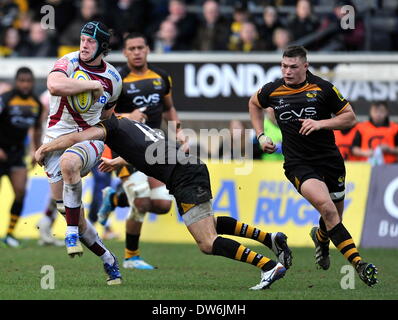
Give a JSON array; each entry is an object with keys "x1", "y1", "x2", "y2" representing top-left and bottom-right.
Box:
[
  {"x1": 150, "y1": 199, "x2": 171, "y2": 214},
  {"x1": 134, "y1": 198, "x2": 151, "y2": 213},
  {"x1": 122, "y1": 172, "x2": 151, "y2": 206},
  {"x1": 197, "y1": 240, "x2": 214, "y2": 255},
  {"x1": 150, "y1": 185, "x2": 172, "y2": 201},
  {"x1": 60, "y1": 153, "x2": 82, "y2": 174},
  {"x1": 319, "y1": 202, "x2": 340, "y2": 225}
]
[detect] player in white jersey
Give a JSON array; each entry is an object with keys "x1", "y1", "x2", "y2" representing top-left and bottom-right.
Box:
[{"x1": 43, "y1": 21, "x2": 122, "y2": 285}]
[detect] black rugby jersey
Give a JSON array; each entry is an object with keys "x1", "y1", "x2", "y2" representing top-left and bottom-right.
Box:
[
  {"x1": 0, "y1": 89, "x2": 43, "y2": 148},
  {"x1": 257, "y1": 71, "x2": 348, "y2": 167},
  {"x1": 98, "y1": 115, "x2": 200, "y2": 190},
  {"x1": 116, "y1": 64, "x2": 172, "y2": 129}
]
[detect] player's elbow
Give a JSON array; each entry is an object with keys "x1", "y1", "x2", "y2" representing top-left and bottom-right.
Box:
[{"x1": 47, "y1": 81, "x2": 62, "y2": 96}]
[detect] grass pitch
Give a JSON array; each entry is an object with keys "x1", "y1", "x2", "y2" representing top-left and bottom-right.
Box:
[{"x1": 0, "y1": 240, "x2": 397, "y2": 300}]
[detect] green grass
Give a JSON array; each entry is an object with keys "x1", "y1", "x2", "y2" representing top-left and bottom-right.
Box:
[{"x1": 0, "y1": 240, "x2": 397, "y2": 300}]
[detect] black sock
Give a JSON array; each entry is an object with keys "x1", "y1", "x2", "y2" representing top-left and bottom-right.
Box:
[
  {"x1": 212, "y1": 236, "x2": 276, "y2": 271},
  {"x1": 328, "y1": 222, "x2": 362, "y2": 265},
  {"x1": 216, "y1": 216, "x2": 272, "y2": 249},
  {"x1": 125, "y1": 233, "x2": 140, "y2": 259}
]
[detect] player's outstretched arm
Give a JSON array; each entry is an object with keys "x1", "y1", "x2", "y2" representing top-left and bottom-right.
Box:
[{"x1": 35, "y1": 126, "x2": 105, "y2": 165}]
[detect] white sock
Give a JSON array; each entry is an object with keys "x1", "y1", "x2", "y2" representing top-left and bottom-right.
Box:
[
  {"x1": 66, "y1": 226, "x2": 79, "y2": 235},
  {"x1": 63, "y1": 181, "x2": 82, "y2": 208},
  {"x1": 101, "y1": 250, "x2": 115, "y2": 265}
]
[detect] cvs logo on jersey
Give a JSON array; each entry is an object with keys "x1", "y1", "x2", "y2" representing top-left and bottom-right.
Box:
[
  {"x1": 133, "y1": 93, "x2": 160, "y2": 106},
  {"x1": 279, "y1": 107, "x2": 317, "y2": 121}
]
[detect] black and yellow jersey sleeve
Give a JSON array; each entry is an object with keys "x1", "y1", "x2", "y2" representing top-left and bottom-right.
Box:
[{"x1": 257, "y1": 80, "x2": 283, "y2": 109}]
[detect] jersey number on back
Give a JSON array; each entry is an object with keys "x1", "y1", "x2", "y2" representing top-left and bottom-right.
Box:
[{"x1": 134, "y1": 122, "x2": 164, "y2": 142}]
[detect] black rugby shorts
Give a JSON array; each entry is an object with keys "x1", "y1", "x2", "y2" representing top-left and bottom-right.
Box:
[{"x1": 284, "y1": 161, "x2": 346, "y2": 202}]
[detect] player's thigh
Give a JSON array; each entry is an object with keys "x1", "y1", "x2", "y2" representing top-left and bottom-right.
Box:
[
  {"x1": 9, "y1": 167, "x2": 27, "y2": 198},
  {"x1": 62, "y1": 140, "x2": 104, "y2": 177},
  {"x1": 300, "y1": 178, "x2": 338, "y2": 214}
]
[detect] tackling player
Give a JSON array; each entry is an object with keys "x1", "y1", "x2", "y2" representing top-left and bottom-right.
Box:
[
  {"x1": 44, "y1": 21, "x2": 122, "y2": 285},
  {"x1": 249, "y1": 45, "x2": 378, "y2": 287},
  {"x1": 97, "y1": 32, "x2": 182, "y2": 270},
  {"x1": 35, "y1": 114, "x2": 293, "y2": 290}
]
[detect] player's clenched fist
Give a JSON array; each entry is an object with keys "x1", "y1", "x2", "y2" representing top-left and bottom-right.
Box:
[{"x1": 258, "y1": 133, "x2": 276, "y2": 153}]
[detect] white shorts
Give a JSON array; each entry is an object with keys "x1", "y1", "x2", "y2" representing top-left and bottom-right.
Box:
[{"x1": 43, "y1": 138, "x2": 104, "y2": 184}]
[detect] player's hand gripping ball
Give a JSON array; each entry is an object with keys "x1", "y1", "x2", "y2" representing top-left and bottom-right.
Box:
[{"x1": 67, "y1": 70, "x2": 94, "y2": 113}]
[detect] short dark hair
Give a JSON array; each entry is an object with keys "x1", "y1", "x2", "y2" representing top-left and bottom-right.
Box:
[
  {"x1": 371, "y1": 101, "x2": 389, "y2": 110},
  {"x1": 283, "y1": 45, "x2": 308, "y2": 62},
  {"x1": 123, "y1": 32, "x2": 148, "y2": 47},
  {"x1": 15, "y1": 67, "x2": 34, "y2": 79}
]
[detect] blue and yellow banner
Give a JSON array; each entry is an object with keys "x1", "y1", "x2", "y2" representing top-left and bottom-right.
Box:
[{"x1": 0, "y1": 161, "x2": 371, "y2": 247}]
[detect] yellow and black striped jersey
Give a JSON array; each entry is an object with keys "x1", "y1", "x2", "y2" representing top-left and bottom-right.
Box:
[
  {"x1": 0, "y1": 89, "x2": 43, "y2": 148},
  {"x1": 116, "y1": 64, "x2": 172, "y2": 129},
  {"x1": 257, "y1": 71, "x2": 348, "y2": 167}
]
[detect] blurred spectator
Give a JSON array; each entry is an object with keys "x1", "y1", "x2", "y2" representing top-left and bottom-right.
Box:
[
  {"x1": 286, "y1": 0, "x2": 320, "y2": 42},
  {"x1": 194, "y1": 0, "x2": 230, "y2": 51},
  {"x1": 334, "y1": 126, "x2": 359, "y2": 161},
  {"x1": 232, "y1": 21, "x2": 266, "y2": 52},
  {"x1": 0, "y1": 0, "x2": 19, "y2": 39},
  {"x1": 318, "y1": 0, "x2": 365, "y2": 51},
  {"x1": 164, "y1": 0, "x2": 198, "y2": 50},
  {"x1": 16, "y1": 10, "x2": 33, "y2": 44},
  {"x1": 272, "y1": 27, "x2": 291, "y2": 51},
  {"x1": 228, "y1": 1, "x2": 251, "y2": 51},
  {"x1": 0, "y1": 27, "x2": 21, "y2": 57},
  {"x1": 262, "y1": 108, "x2": 283, "y2": 161},
  {"x1": 59, "y1": 0, "x2": 100, "y2": 47},
  {"x1": 352, "y1": 101, "x2": 398, "y2": 164},
  {"x1": 258, "y1": 6, "x2": 284, "y2": 51},
  {"x1": 154, "y1": 19, "x2": 188, "y2": 52},
  {"x1": 104, "y1": 0, "x2": 151, "y2": 49},
  {"x1": 18, "y1": 21, "x2": 57, "y2": 56}
]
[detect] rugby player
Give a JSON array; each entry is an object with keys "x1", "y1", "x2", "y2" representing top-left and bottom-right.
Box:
[
  {"x1": 35, "y1": 115, "x2": 293, "y2": 290},
  {"x1": 44, "y1": 21, "x2": 122, "y2": 284},
  {"x1": 249, "y1": 45, "x2": 378, "y2": 287},
  {"x1": 0, "y1": 67, "x2": 43, "y2": 247}
]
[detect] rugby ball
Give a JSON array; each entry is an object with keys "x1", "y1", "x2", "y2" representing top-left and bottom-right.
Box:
[{"x1": 67, "y1": 70, "x2": 93, "y2": 113}]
